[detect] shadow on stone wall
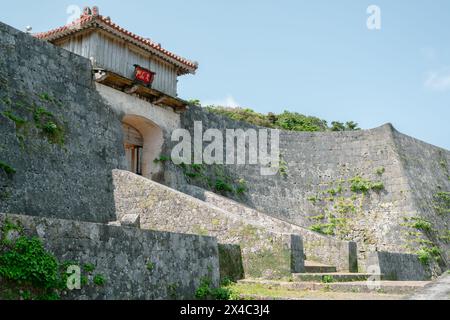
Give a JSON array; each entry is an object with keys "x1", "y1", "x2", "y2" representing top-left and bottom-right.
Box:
[
  {"x1": 218, "y1": 244, "x2": 245, "y2": 282},
  {"x1": 0, "y1": 22, "x2": 126, "y2": 223}
]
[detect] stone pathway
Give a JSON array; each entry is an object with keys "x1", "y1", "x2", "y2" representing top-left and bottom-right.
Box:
[{"x1": 408, "y1": 273, "x2": 450, "y2": 300}]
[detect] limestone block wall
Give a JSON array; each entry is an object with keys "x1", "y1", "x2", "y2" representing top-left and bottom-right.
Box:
[
  {"x1": 392, "y1": 130, "x2": 450, "y2": 269},
  {"x1": 0, "y1": 22, "x2": 126, "y2": 223},
  {"x1": 0, "y1": 213, "x2": 220, "y2": 300},
  {"x1": 112, "y1": 169, "x2": 304, "y2": 279},
  {"x1": 172, "y1": 106, "x2": 450, "y2": 273},
  {"x1": 367, "y1": 251, "x2": 431, "y2": 281}
]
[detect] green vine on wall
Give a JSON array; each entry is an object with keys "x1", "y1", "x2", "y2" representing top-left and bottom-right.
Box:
[
  {"x1": 0, "y1": 161, "x2": 16, "y2": 175},
  {"x1": 401, "y1": 216, "x2": 443, "y2": 265},
  {"x1": 1, "y1": 92, "x2": 66, "y2": 149},
  {"x1": 155, "y1": 156, "x2": 248, "y2": 197},
  {"x1": 433, "y1": 192, "x2": 450, "y2": 216},
  {"x1": 306, "y1": 175, "x2": 384, "y2": 237}
]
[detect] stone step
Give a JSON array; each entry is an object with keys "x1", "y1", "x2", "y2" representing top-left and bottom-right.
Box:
[
  {"x1": 293, "y1": 272, "x2": 377, "y2": 283},
  {"x1": 304, "y1": 261, "x2": 337, "y2": 273},
  {"x1": 239, "y1": 279, "x2": 430, "y2": 295}
]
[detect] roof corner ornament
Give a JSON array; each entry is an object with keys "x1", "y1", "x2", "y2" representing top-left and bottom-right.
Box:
[{"x1": 83, "y1": 7, "x2": 92, "y2": 16}]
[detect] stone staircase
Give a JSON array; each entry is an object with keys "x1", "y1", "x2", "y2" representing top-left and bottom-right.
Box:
[
  {"x1": 239, "y1": 278, "x2": 430, "y2": 298},
  {"x1": 112, "y1": 171, "x2": 434, "y2": 299},
  {"x1": 304, "y1": 261, "x2": 337, "y2": 273},
  {"x1": 295, "y1": 261, "x2": 374, "y2": 282},
  {"x1": 234, "y1": 259, "x2": 431, "y2": 299}
]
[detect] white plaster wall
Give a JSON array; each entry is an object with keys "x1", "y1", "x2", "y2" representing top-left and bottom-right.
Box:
[{"x1": 95, "y1": 83, "x2": 181, "y2": 134}]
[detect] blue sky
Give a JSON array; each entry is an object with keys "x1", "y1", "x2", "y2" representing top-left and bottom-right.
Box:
[{"x1": 1, "y1": 0, "x2": 449, "y2": 149}]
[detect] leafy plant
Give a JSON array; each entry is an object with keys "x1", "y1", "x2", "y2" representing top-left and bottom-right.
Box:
[
  {"x1": 0, "y1": 232, "x2": 63, "y2": 299},
  {"x1": 416, "y1": 246, "x2": 441, "y2": 265},
  {"x1": 215, "y1": 179, "x2": 234, "y2": 193},
  {"x1": 321, "y1": 275, "x2": 335, "y2": 283},
  {"x1": 146, "y1": 262, "x2": 155, "y2": 272},
  {"x1": 205, "y1": 106, "x2": 360, "y2": 132},
  {"x1": 0, "y1": 161, "x2": 16, "y2": 175},
  {"x1": 278, "y1": 155, "x2": 288, "y2": 177},
  {"x1": 409, "y1": 217, "x2": 433, "y2": 232},
  {"x1": 350, "y1": 176, "x2": 372, "y2": 193},
  {"x1": 236, "y1": 179, "x2": 247, "y2": 194},
  {"x1": 33, "y1": 107, "x2": 65, "y2": 145},
  {"x1": 195, "y1": 278, "x2": 234, "y2": 300},
  {"x1": 83, "y1": 263, "x2": 95, "y2": 273},
  {"x1": 309, "y1": 223, "x2": 335, "y2": 236},
  {"x1": 154, "y1": 155, "x2": 172, "y2": 163},
  {"x1": 93, "y1": 274, "x2": 106, "y2": 286},
  {"x1": 350, "y1": 176, "x2": 384, "y2": 193},
  {"x1": 307, "y1": 196, "x2": 320, "y2": 204},
  {"x1": 1, "y1": 110, "x2": 26, "y2": 126},
  {"x1": 433, "y1": 192, "x2": 450, "y2": 215},
  {"x1": 370, "y1": 182, "x2": 385, "y2": 192}
]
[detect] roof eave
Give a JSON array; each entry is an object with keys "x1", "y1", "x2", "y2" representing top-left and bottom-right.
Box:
[{"x1": 34, "y1": 17, "x2": 198, "y2": 74}]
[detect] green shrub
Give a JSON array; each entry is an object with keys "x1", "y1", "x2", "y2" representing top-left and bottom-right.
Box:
[
  {"x1": 2, "y1": 110, "x2": 26, "y2": 126},
  {"x1": 195, "y1": 278, "x2": 213, "y2": 299},
  {"x1": 321, "y1": 275, "x2": 335, "y2": 283},
  {"x1": 236, "y1": 179, "x2": 247, "y2": 194},
  {"x1": 83, "y1": 263, "x2": 95, "y2": 273},
  {"x1": 350, "y1": 176, "x2": 384, "y2": 193},
  {"x1": 146, "y1": 262, "x2": 155, "y2": 272},
  {"x1": 275, "y1": 111, "x2": 328, "y2": 132},
  {"x1": 215, "y1": 179, "x2": 234, "y2": 193},
  {"x1": 410, "y1": 218, "x2": 433, "y2": 232},
  {"x1": 416, "y1": 246, "x2": 441, "y2": 265},
  {"x1": 371, "y1": 182, "x2": 385, "y2": 192},
  {"x1": 433, "y1": 192, "x2": 450, "y2": 215},
  {"x1": 0, "y1": 226, "x2": 66, "y2": 300},
  {"x1": 310, "y1": 223, "x2": 335, "y2": 236},
  {"x1": 153, "y1": 155, "x2": 171, "y2": 163},
  {"x1": 195, "y1": 278, "x2": 235, "y2": 300},
  {"x1": 205, "y1": 105, "x2": 359, "y2": 132},
  {"x1": 350, "y1": 176, "x2": 372, "y2": 193}
]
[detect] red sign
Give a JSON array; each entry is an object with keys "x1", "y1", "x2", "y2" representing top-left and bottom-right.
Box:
[{"x1": 134, "y1": 65, "x2": 155, "y2": 86}]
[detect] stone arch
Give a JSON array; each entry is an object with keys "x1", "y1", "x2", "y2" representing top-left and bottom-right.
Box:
[{"x1": 122, "y1": 114, "x2": 164, "y2": 180}]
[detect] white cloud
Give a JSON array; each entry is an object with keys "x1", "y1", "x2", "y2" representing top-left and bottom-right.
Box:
[
  {"x1": 424, "y1": 70, "x2": 450, "y2": 91},
  {"x1": 202, "y1": 95, "x2": 240, "y2": 108}
]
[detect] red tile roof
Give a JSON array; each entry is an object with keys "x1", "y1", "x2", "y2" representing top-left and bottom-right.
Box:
[{"x1": 34, "y1": 7, "x2": 198, "y2": 75}]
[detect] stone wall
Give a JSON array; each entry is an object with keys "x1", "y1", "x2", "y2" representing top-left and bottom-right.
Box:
[
  {"x1": 0, "y1": 22, "x2": 125, "y2": 223},
  {"x1": 112, "y1": 169, "x2": 304, "y2": 279},
  {"x1": 367, "y1": 251, "x2": 431, "y2": 281},
  {"x1": 0, "y1": 213, "x2": 220, "y2": 300},
  {"x1": 392, "y1": 130, "x2": 450, "y2": 270},
  {"x1": 171, "y1": 106, "x2": 450, "y2": 273}
]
